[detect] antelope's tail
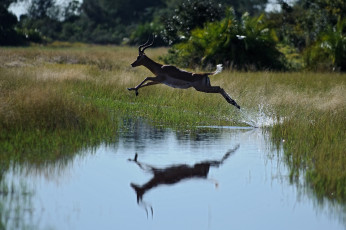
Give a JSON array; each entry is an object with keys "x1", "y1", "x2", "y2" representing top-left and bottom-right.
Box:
[{"x1": 207, "y1": 64, "x2": 223, "y2": 76}]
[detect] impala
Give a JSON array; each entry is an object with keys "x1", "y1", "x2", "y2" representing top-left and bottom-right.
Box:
[{"x1": 128, "y1": 38, "x2": 240, "y2": 109}]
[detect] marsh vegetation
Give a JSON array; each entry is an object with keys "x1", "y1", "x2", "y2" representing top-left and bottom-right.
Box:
[
  {"x1": 0, "y1": 46, "x2": 345, "y2": 205},
  {"x1": 2, "y1": 0, "x2": 345, "y2": 228}
]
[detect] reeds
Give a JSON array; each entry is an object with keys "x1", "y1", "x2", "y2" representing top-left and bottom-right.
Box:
[
  {"x1": 223, "y1": 71, "x2": 346, "y2": 202},
  {"x1": 0, "y1": 45, "x2": 345, "y2": 202}
]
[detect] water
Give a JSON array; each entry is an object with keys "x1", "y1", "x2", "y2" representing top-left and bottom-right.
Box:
[
  {"x1": 3, "y1": 121, "x2": 345, "y2": 230},
  {"x1": 239, "y1": 103, "x2": 284, "y2": 128}
]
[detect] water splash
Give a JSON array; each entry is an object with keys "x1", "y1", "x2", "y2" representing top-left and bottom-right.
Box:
[{"x1": 238, "y1": 103, "x2": 282, "y2": 128}]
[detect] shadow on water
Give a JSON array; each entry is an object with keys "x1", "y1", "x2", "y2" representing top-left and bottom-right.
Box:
[{"x1": 128, "y1": 145, "x2": 240, "y2": 217}]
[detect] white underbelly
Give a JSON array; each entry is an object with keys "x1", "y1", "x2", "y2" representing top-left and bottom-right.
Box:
[{"x1": 162, "y1": 80, "x2": 192, "y2": 89}]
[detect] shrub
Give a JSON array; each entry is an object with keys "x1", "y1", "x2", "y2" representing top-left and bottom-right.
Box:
[
  {"x1": 162, "y1": 10, "x2": 286, "y2": 71},
  {"x1": 304, "y1": 16, "x2": 346, "y2": 71}
]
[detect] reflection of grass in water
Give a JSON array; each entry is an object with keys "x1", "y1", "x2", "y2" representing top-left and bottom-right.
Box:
[
  {"x1": 230, "y1": 71, "x2": 345, "y2": 203},
  {"x1": 271, "y1": 107, "x2": 346, "y2": 203},
  {"x1": 0, "y1": 46, "x2": 345, "y2": 203},
  {"x1": 0, "y1": 176, "x2": 35, "y2": 230}
]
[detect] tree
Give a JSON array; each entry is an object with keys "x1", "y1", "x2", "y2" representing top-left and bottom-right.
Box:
[
  {"x1": 297, "y1": 0, "x2": 345, "y2": 21},
  {"x1": 27, "y1": 0, "x2": 59, "y2": 20},
  {"x1": 163, "y1": 0, "x2": 268, "y2": 16},
  {"x1": 81, "y1": 0, "x2": 164, "y2": 25},
  {"x1": 63, "y1": 0, "x2": 81, "y2": 22},
  {"x1": 219, "y1": 0, "x2": 269, "y2": 15},
  {"x1": 20, "y1": 0, "x2": 64, "y2": 42},
  {"x1": 0, "y1": 0, "x2": 26, "y2": 45},
  {"x1": 77, "y1": 0, "x2": 165, "y2": 44},
  {"x1": 266, "y1": 0, "x2": 346, "y2": 71},
  {"x1": 0, "y1": 0, "x2": 22, "y2": 10},
  {"x1": 162, "y1": 0, "x2": 224, "y2": 45}
]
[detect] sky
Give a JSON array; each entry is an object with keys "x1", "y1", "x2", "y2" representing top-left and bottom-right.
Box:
[{"x1": 8, "y1": 1, "x2": 30, "y2": 17}]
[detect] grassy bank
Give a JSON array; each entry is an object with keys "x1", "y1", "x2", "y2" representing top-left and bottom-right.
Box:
[{"x1": 0, "y1": 45, "x2": 345, "y2": 202}]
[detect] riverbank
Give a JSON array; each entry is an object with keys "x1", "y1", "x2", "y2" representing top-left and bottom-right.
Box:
[{"x1": 0, "y1": 45, "x2": 345, "y2": 202}]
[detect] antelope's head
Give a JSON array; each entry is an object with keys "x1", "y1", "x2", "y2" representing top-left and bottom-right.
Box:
[{"x1": 131, "y1": 38, "x2": 154, "y2": 67}]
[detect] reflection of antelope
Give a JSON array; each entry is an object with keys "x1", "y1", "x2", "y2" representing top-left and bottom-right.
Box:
[
  {"x1": 128, "y1": 38, "x2": 240, "y2": 109},
  {"x1": 128, "y1": 145, "x2": 240, "y2": 216}
]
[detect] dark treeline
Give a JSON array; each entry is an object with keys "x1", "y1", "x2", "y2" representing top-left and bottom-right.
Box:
[
  {"x1": 1, "y1": 0, "x2": 268, "y2": 44},
  {"x1": 1, "y1": 0, "x2": 345, "y2": 71}
]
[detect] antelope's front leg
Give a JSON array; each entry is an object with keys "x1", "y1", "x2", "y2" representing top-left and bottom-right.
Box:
[
  {"x1": 127, "y1": 87, "x2": 139, "y2": 96},
  {"x1": 127, "y1": 77, "x2": 157, "y2": 96}
]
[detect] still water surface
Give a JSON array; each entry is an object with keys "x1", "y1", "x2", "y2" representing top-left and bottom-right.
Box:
[{"x1": 6, "y1": 121, "x2": 346, "y2": 230}]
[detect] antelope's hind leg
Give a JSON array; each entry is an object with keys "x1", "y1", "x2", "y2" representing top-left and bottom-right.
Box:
[
  {"x1": 219, "y1": 87, "x2": 240, "y2": 109},
  {"x1": 195, "y1": 85, "x2": 240, "y2": 109}
]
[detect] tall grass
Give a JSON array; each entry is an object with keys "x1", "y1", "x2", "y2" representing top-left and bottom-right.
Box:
[
  {"x1": 223, "y1": 71, "x2": 345, "y2": 202},
  {"x1": 0, "y1": 45, "x2": 345, "y2": 202}
]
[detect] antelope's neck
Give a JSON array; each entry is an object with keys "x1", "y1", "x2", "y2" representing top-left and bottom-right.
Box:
[{"x1": 143, "y1": 57, "x2": 162, "y2": 75}]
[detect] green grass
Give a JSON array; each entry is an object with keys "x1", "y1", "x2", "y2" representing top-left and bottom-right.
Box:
[{"x1": 0, "y1": 45, "x2": 345, "y2": 202}]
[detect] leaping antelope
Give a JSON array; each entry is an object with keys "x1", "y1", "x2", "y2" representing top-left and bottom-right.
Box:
[{"x1": 128, "y1": 38, "x2": 240, "y2": 109}]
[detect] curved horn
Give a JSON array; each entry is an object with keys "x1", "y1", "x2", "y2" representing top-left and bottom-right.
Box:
[
  {"x1": 138, "y1": 37, "x2": 151, "y2": 54},
  {"x1": 142, "y1": 35, "x2": 155, "y2": 52},
  {"x1": 138, "y1": 35, "x2": 155, "y2": 54}
]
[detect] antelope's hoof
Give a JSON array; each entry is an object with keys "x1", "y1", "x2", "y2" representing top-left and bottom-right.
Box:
[
  {"x1": 232, "y1": 102, "x2": 240, "y2": 109},
  {"x1": 127, "y1": 88, "x2": 139, "y2": 96},
  {"x1": 227, "y1": 98, "x2": 240, "y2": 109}
]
